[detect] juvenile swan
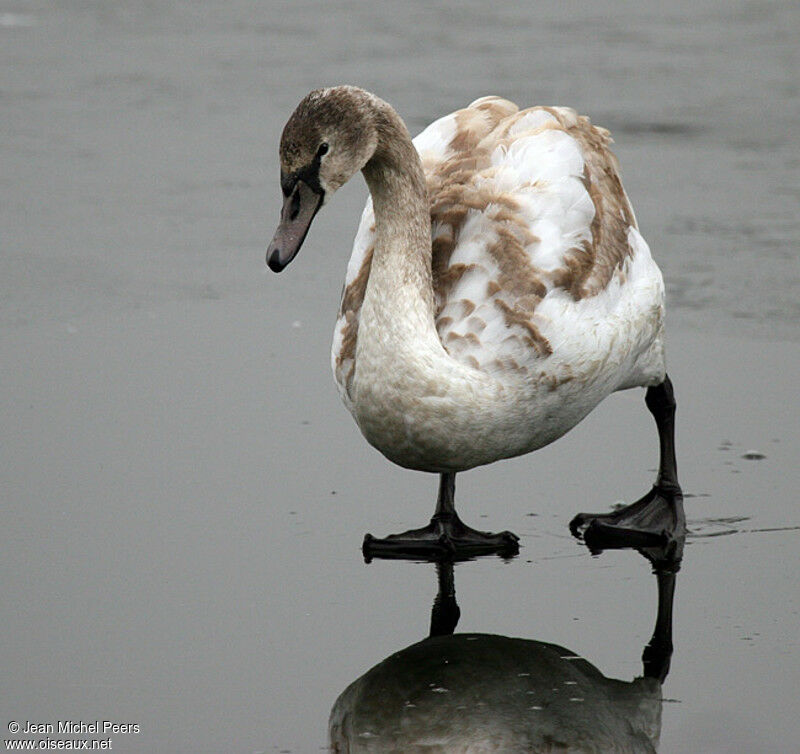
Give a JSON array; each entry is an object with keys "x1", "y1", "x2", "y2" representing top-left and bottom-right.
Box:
[{"x1": 267, "y1": 86, "x2": 684, "y2": 558}]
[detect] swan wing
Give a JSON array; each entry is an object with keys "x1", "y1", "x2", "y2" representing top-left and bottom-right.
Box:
[{"x1": 333, "y1": 99, "x2": 665, "y2": 405}]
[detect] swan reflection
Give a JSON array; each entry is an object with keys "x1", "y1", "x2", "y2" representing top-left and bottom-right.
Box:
[{"x1": 330, "y1": 551, "x2": 680, "y2": 753}]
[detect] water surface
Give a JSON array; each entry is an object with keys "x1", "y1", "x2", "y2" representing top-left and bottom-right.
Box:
[{"x1": 2, "y1": 1, "x2": 799, "y2": 751}]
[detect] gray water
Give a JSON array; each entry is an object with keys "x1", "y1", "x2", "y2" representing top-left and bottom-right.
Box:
[{"x1": 2, "y1": 1, "x2": 799, "y2": 751}]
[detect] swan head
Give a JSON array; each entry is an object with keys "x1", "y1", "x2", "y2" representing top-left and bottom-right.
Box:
[{"x1": 267, "y1": 86, "x2": 378, "y2": 272}]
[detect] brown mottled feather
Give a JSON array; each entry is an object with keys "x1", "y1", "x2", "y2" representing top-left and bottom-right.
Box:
[
  {"x1": 546, "y1": 111, "x2": 636, "y2": 297},
  {"x1": 336, "y1": 97, "x2": 637, "y2": 389}
]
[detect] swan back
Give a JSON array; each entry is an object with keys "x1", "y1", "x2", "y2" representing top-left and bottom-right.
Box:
[{"x1": 333, "y1": 97, "x2": 660, "y2": 407}]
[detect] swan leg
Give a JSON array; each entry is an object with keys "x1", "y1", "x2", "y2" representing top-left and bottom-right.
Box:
[
  {"x1": 363, "y1": 473, "x2": 520, "y2": 562},
  {"x1": 569, "y1": 374, "x2": 686, "y2": 561}
]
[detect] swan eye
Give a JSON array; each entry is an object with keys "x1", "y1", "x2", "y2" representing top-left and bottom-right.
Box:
[{"x1": 317, "y1": 142, "x2": 329, "y2": 157}]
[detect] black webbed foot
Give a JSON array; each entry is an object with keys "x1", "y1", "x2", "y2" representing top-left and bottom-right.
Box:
[
  {"x1": 363, "y1": 511, "x2": 519, "y2": 563},
  {"x1": 571, "y1": 376, "x2": 685, "y2": 564},
  {"x1": 569, "y1": 485, "x2": 685, "y2": 564},
  {"x1": 363, "y1": 472, "x2": 520, "y2": 562}
]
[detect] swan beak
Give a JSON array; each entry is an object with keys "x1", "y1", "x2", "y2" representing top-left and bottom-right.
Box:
[{"x1": 266, "y1": 180, "x2": 324, "y2": 272}]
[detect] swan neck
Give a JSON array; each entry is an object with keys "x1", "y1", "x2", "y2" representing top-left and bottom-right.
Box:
[{"x1": 361, "y1": 102, "x2": 434, "y2": 313}]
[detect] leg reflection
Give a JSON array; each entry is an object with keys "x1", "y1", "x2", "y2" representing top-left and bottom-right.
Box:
[{"x1": 429, "y1": 560, "x2": 460, "y2": 637}]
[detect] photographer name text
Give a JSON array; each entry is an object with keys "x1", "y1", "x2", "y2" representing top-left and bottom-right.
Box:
[{"x1": 11, "y1": 723, "x2": 139, "y2": 736}]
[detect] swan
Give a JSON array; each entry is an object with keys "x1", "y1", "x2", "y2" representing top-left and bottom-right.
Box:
[{"x1": 266, "y1": 86, "x2": 685, "y2": 558}]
